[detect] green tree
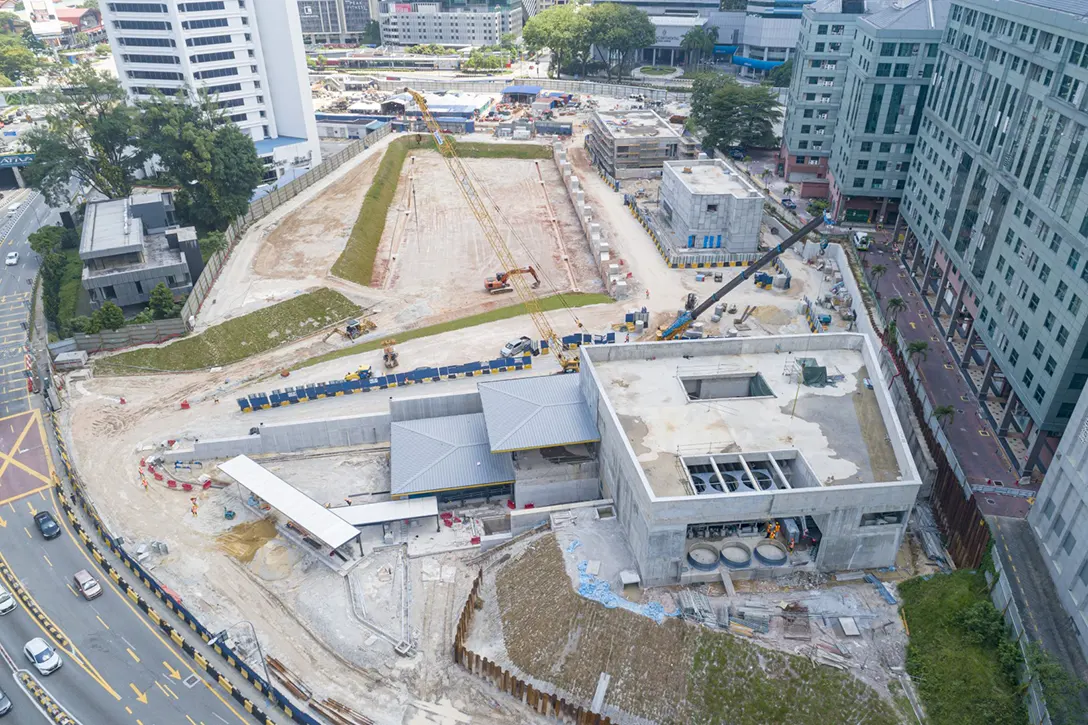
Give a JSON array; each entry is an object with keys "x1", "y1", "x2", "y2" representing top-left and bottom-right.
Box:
[
  {"x1": 23, "y1": 66, "x2": 144, "y2": 205},
  {"x1": 907, "y1": 339, "x2": 929, "y2": 364},
  {"x1": 783, "y1": 184, "x2": 795, "y2": 197},
  {"x1": 81, "y1": 0, "x2": 99, "y2": 8},
  {"x1": 199, "y1": 230, "x2": 226, "y2": 261},
  {"x1": 0, "y1": 39, "x2": 39, "y2": 83},
  {"x1": 765, "y1": 58, "x2": 793, "y2": 87},
  {"x1": 689, "y1": 72, "x2": 781, "y2": 154},
  {"x1": 586, "y1": 3, "x2": 655, "y2": 80},
  {"x1": 92, "y1": 301, "x2": 124, "y2": 330},
  {"x1": 807, "y1": 198, "x2": 829, "y2": 216},
  {"x1": 148, "y1": 282, "x2": 175, "y2": 319},
  {"x1": 0, "y1": 12, "x2": 25, "y2": 35},
  {"x1": 21, "y1": 28, "x2": 46, "y2": 55},
  {"x1": 137, "y1": 90, "x2": 263, "y2": 230},
  {"x1": 680, "y1": 25, "x2": 717, "y2": 69},
  {"x1": 128, "y1": 308, "x2": 154, "y2": 325},
  {"x1": 1025, "y1": 642, "x2": 1087, "y2": 725},
  {"x1": 94, "y1": 43, "x2": 110, "y2": 56},
  {"x1": 885, "y1": 295, "x2": 905, "y2": 325},
  {"x1": 523, "y1": 4, "x2": 591, "y2": 79},
  {"x1": 361, "y1": 20, "x2": 381, "y2": 46},
  {"x1": 933, "y1": 404, "x2": 955, "y2": 430},
  {"x1": 27, "y1": 225, "x2": 64, "y2": 256},
  {"x1": 870, "y1": 263, "x2": 887, "y2": 295}
]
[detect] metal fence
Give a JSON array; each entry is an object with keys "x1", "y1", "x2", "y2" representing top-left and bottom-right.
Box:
[
  {"x1": 989, "y1": 556, "x2": 1053, "y2": 725},
  {"x1": 363, "y1": 75, "x2": 691, "y2": 102},
  {"x1": 179, "y1": 122, "x2": 394, "y2": 324}
]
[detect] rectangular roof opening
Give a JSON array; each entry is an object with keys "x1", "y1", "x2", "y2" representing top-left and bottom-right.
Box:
[{"x1": 680, "y1": 371, "x2": 774, "y2": 401}]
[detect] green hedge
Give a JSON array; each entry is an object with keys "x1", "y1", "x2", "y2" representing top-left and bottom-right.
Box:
[
  {"x1": 330, "y1": 136, "x2": 554, "y2": 286},
  {"x1": 55, "y1": 249, "x2": 84, "y2": 338}
]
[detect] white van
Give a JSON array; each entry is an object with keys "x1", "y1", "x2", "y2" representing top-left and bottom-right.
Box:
[
  {"x1": 852, "y1": 231, "x2": 871, "y2": 251},
  {"x1": 6, "y1": 202, "x2": 21, "y2": 217}
]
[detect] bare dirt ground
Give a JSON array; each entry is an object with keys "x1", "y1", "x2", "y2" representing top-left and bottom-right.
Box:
[{"x1": 372, "y1": 151, "x2": 602, "y2": 328}]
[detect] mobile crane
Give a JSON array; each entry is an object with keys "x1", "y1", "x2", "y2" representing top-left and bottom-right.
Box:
[
  {"x1": 659, "y1": 215, "x2": 825, "y2": 340},
  {"x1": 484, "y1": 266, "x2": 541, "y2": 294},
  {"x1": 406, "y1": 89, "x2": 581, "y2": 373}
]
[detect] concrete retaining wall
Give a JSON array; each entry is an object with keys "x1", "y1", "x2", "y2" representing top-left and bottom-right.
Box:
[
  {"x1": 173, "y1": 412, "x2": 391, "y2": 461},
  {"x1": 514, "y1": 476, "x2": 600, "y2": 509},
  {"x1": 390, "y1": 391, "x2": 482, "y2": 422},
  {"x1": 553, "y1": 143, "x2": 629, "y2": 299}
]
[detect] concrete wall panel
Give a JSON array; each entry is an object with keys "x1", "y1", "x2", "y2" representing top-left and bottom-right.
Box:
[{"x1": 390, "y1": 391, "x2": 482, "y2": 422}]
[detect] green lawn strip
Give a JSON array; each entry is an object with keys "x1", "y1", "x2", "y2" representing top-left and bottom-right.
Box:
[
  {"x1": 94, "y1": 288, "x2": 360, "y2": 375},
  {"x1": 639, "y1": 66, "x2": 677, "y2": 75},
  {"x1": 330, "y1": 136, "x2": 554, "y2": 286},
  {"x1": 55, "y1": 248, "x2": 83, "y2": 337},
  {"x1": 294, "y1": 292, "x2": 612, "y2": 371},
  {"x1": 899, "y1": 571, "x2": 1027, "y2": 725}
]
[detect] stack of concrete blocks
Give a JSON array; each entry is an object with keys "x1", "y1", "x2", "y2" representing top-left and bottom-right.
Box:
[{"x1": 553, "y1": 142, "x2": 629, "y2": 299}]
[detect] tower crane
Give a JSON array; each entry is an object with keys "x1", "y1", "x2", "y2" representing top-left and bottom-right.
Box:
[{"x1": 406, "y1": 89, "x2": 581, "y2": 373}]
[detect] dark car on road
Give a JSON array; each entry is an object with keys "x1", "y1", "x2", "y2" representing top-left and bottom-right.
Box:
[
  {"x1": 781, "y1": 198, "x2": 797, "y2": 210},
  {"x1": 0, "y1": 686, "x2": 11, "y2": 716},
  {"x1": 33, "y1": 511, "x2": 60, "y2": 540}
]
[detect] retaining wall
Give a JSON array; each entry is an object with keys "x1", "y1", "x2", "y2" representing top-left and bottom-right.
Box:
[
  {"x1": 71, "y1": 318, "x2": 189, "y2": 354},
  {"x1": 389, "y1": 391, "x2": 482, "y2": 422},
  {"x1": 362, "y1": 75, "x2": 691, "y2": 102},
  {"x1": 553, "y1": 143, "x2": 628, "y2": 298}
]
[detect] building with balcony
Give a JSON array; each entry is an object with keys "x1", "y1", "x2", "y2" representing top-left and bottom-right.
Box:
[
  {"x1": 897, "y1": 0, "x2": 1088, "y2": 475},
  {"x1": 101, "y1": 0, "x2": 321, "y2": 182},
  {"x1": 585, "y1": 109, "x2": 697, "y2": 179},
  {"x1": 377, "y1": 0, "x2": 521, "y2": 48},
  {"x1": 80, "y1": 192, "x2": 203, "y2": 310}
]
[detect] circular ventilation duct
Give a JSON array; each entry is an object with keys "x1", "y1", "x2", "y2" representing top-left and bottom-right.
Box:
[
  {"x1": 754, "y1": 541, "x2": 789, "y2": 566},
  {"x1": 750, "y1": 469, "x2": 775, "y2": 491},
  {"x1": 686, "y1": 543, "x2": 720, "y2": 571},
  {"x1": 719, "y1": 542, "x2": 752, "y2": 569}
]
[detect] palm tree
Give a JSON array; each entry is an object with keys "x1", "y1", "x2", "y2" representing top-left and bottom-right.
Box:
[
  {"x1": 871, "y1": 263, "x2": 887, "y2": 295},
  {"x1": 907, "y1": 340, "x2": 929, "y2": 364},
  {"x1": 783, "y1": 184, "x2": 795, "y2": 198},
  {"x1": 885, "y1": 295, "x2": 905, "y2": 326},
  {"x1": 680, "y1": 25, "x2": 718, "y2": 70},
  {"x1": 934, "y1": 404, "x2": 956, "y2": 430}
]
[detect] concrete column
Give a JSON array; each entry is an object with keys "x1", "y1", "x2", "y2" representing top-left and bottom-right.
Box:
[
  {"x1": 878, "y1": 196, "x2": 890, "y2": 225},
  {"x1": 1000, "y1": 378, "x2": 1011, "y2": 398},
  {"x1": 921, "y1": 247, "x2": 939, "y2": 295},
  {"x1": 652, "y1": 47, "x2": 658, "y2": 65},
  {"x1": 935, "y1": 260, "x2": 952, "y2": 315},
  {"x1": 12, "y1": 167, "x2": 24, "y2": 189},
  {"x1": 911, "y1": 237, "x2": 925, "y2": 276},
  {"x1": 998, "y1": 391, "x2": 1018, "y2": 435},
  {"x1": 960, "y1": 326, "x2": 979, "y2": 369},
  {"x1": 892, "y1": 214, "x2": 904, "y2": 247},
  {"x1": 979, "y1": 355, "x2": 997, "y2": 398},
  {"x1": 1022, "y1": 429, "x2": 1048, "y2": 477},
  {"x1": 947, "y1": 284, "x2": 967, "y2": 341}
]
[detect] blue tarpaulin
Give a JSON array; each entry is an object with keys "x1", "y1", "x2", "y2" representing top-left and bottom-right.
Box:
[
  {"x1": 732, "y1": 55, "x2": 785, "y2": 71},
  {"x1": 502, "y1": 85, "x2": 543, "y2": 96}
]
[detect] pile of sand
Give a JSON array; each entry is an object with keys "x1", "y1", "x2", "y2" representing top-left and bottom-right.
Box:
[
  {"x1": 750, "y1": 306, "x2": 795, "y2": 327},
  {"x1": 216, "y1": 517, "x2": 278, "y2": 564}
]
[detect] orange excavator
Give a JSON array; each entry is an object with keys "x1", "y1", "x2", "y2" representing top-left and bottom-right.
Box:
[{"x1": 484, "y1": 266, "x2": 541, "y2": 295}]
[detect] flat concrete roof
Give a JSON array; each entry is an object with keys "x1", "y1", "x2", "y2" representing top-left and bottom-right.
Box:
[
  {"x1": 218, "y1": 455, "x2": 360, "y2": 549},
  {"x1": 335, "y1": 497, "x2": 439, "y2": 527},
  {"x1": 80, "y1": 198, "x2": 143, "y2": 260},
  {"x1": 668, "y1": 159, "x2": 763, "y2": 198},
  {"x1": 586, "y1": 338, "x2": 903, "y2": 498},
  {"x1": 593, "y1": 110, "x2": 679, "y2": 140}
]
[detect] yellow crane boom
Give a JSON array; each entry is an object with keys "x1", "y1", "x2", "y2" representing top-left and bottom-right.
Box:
[{"x1": 406, "y1": 89, "x2": 580, "y2": 373}]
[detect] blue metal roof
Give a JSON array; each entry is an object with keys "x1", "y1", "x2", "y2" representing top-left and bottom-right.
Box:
[
  {"x1": 390, "y1": 413, "x2": 515, "y2": 496},
  {"x1": 478, "y1": 374, "x2": 599, "y2": 452},
  {"x1": 732, "y1": 55, "x2": 785, "y2": 71},
  {"x1": 253, "y1": 135, "x2": 307, "y2": 154},
  {"x1": 502, "y1": 85, "x2": 542, "y2": 95}
]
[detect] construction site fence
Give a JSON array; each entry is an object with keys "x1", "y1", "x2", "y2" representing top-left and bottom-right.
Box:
[
  {"x1": 68, "y1": 318, "x2": 188, "y2": 354},
  {"x1": 827, "y1": 240, "x2": 990, "y2": 568},
  {"x1": 180, "y1": 122, "x2": 395, "y2": 325},
  {"x1": 988, "y1": 555, "x2": 1053, "y2": 725},
  {"x1": 48, "y1": 413, "x2": 323, "y2": 725},
  {"x1": 362, "y1": 75, "x2": 691, "y2": 102},
  {"x1": 453, "y1": 569, "x2": 614, "y2": 724},
  {"x1": 624, "y1": 196, "x2": 760, "y2": 269}
]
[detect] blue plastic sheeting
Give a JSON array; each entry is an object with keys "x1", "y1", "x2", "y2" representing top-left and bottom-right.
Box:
[
  {"x1": 573, "y1": 556, "x2": 678, "y2": 625},
  {"x1": 502, "y1": 85, "x2": 543, "y2": 95},
  {"x1": 732, "y1": 55, "x2": 785, "y2": 71}
]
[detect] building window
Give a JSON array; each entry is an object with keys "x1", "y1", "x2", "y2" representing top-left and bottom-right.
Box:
[
  {"x1": 1058, "y1": 326, "x2": 1069, "y2": 347},
  {"x1": 1057, "y1": 280, "x2": 1069, "y2": 302},
  {"x1": 178, "y1": 1, "x2": 225, "y2": 10},
  {"x1": 859, "y1": 511, "x2": 905, "y2": 526},
  {"x1": 109, "y1": 2, "x2": 166, "y2": 11},
  {"x1": 706, "y1": 204, "x2": 718, "y2": 212},
  {"x1": 1063, "y1": 532, "x2": 1077, "y2": 555},
  {"x1": 861, "y1": 142, "x2": 872, "y2": 152},
  {"x1": 857, "y1": 160, "x2": 868, "y2": 170},
  {"x1": 1044, "y1": 312, "x2": 1056, "y2": 330},
  {"x1": 1010, "y1": 349, "x2": 1019, "y2": 367},
  {"x1": 186, "y1": 34, "x2": 232, "y2": 47},
  {"x1": 1040, "y1": 264, "x2": 1050, "y2": 283},
  {"x1": 115, "y1": 19, "x2": 170, "y2": 29},
  {"x1": 880, "y1": 42, "x2": 895, "y2": 56},
  {"x1": 1034, "y1": 341, "x2": 1044, "y2": 359},
  {"x1": 1023, "y1": 370, "x2": 1034, "y2": 387},
  {"x1": 190, "y1": 51, "x2": 235, "y2": 63},
  {"x1": 182, "y1": 17, "x2": 228, "y2": 29},
  {"x1": 1029, "y1": 293, "x2": 1039, "y2": 311},
  {"x1": 1018, "y1": 322, "x2": 1028, "y2": 340},
  {"x1": 103, "y1": 285, "x2": 116, "y2": 299},
  {"x1": 853, "y1": 178, "x2": 865, "y2": 188},
  {"x1": 1073, "y1": 373, "x2": 1088, "y2": 390},
  {"x1": 1045, "y1": 356, "x2": 1057, "y2": 375},
  {"x1": 1059, "y1": 402, "x2": 1077, "y2": 418},
  {"x1": 1035, "y1": 385, "x2": 1045, "y2": 403}
]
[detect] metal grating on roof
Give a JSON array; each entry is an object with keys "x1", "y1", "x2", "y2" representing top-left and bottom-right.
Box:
[
  {"x1": 390, "y1": 413, "x2": 514, "y2": 497},
  {"x1": 478, "y1": 374, "x2": 600, "y2": 453}
]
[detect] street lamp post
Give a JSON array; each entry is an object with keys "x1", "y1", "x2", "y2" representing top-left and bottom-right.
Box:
[{"x1": 208, "y1": 620, "x2": 272, "y2": 689}]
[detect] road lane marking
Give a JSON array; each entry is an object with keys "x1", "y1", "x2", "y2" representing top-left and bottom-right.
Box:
[
  {"x1": 127, "y1": 647, "x2": 140, "y2": 663},
  {"x1": 67, "y1": 583, "x2": 79, "y2": 597},
  {"x1": 49, "y1": 487, "x2": 266, "y2": 725},
  {"x1": 186, "y1": 716, "x2": 198, "y2": 725},
  {"x1": 26, "y1": 499, "x2": 35, "y2": 515},
  {"x1": 162, "y1": 682, "x2": 179, "y2": 699},
  {"x1": 130, "y1": 683, "x2": 148, "y2": 704},
  {"x1": 42, "y1": 555, "x2": 51, "y2": 568},
  {"x1": 97, "y1": 615, "x2": 109, "y2": 630},
  {"x1": 22, "y1": 526, "x2": 28, "y2": 538},
  {"x1": 126, "y1": 706, "x2": 132, "y2": 714},
  {"x1": 164, "y1": 661, "x2": 181, "y2": 680}
]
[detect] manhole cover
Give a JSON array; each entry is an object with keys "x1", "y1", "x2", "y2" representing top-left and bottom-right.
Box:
[
  {"x1": 183, "y1": 674, "x2": 200, "y2": 689},
  {"x1": 985, "y1": 498, "x2": 997, "y2": 506}
]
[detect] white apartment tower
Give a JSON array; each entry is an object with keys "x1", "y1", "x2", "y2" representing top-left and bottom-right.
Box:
[{"x1": 101, "y1": 0, "x2": 321, "y2": 182}]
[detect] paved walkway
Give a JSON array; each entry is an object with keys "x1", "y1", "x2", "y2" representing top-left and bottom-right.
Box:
[{"x1": 863, "y1": 239, "x2": 1032, "y2": 518}]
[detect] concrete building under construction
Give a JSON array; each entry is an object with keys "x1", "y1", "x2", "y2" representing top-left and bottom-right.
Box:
[
  {"x1": 585, "y1": 110, "x2": 698, "y2": 179},
  {"x1": 184, "y1": 333, "x2": 920, "y2": 588},
  {"x1": 656, "y1": 159, "x2": 765, "y2": 255}
]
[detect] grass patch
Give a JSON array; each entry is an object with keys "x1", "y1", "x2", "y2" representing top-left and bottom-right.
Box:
[
  {"x1": 330, "y1": 136, "x2": 554, "y2": 286},
  {"x1": 28, "y1": 273, "x2": 39, "y2": 340},
  {"x1": 94, "y1": 288, "x2": 359, "y2": 375},
  {"x1": 900, "y1": 570, "x2": 1026, "y2": 725},
  {"x1": 295, "y1": 292, "x2": 611, "y2": 371},
  {"x1": 639, "y1": 65, "x2": 677, "y2": 75},
  {"x1": 55, "y1": 248, "x2": 84, "y2": 338},
  {"x1": 494, "y1": 535, "x2": 898, "y2": 724}
]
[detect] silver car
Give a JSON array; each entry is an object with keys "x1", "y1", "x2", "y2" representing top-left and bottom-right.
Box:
[
  {"x1": 24, "y1": 638, "x2": 61, "y2": 676},
  {"x1": 500, "y1": 336, "x2": 534, "y2": 358},
  {"x1": 0, "y1": 585, "x2": 15, "y2": 615}
]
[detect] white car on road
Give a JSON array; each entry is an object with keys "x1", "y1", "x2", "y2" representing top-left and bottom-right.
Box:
[
  {"x1": 23, "y1": 638, "x2": 61, "y2": 675},
  {"x1": 4, "y1": 252, "x2": 17, "y2": 266}
]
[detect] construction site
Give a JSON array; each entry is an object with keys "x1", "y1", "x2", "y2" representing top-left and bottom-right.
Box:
[{"x1": 50, "y1": 82, "x2": 931, "y2": 725}]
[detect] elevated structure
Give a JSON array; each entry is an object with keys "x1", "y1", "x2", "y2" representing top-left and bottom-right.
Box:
[
  {"x1": 80, "y1": 192, "x2": 202, "y2": 310},
  {"x1": 655, "y1": 158, "x2": 764, "y2": 255},
  {"x1": 585, "y1": 110, "x2": 696, "y2": 179}
]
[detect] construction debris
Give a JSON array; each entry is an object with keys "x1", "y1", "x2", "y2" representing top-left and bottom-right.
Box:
[
  {"x1": 266, "y1": 655, "x2": 312, "y2": 701},
  {"x1": 309, "y1": 698, "x2": 375, "y2": 725}
]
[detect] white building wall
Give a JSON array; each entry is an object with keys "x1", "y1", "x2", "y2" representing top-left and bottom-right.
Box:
[
  {"x1": 378, "y1": 1, "x2": 518, "y2": 46},
  {"x1": 102, "y1": 0, "x2": 320, "y2": 176}
]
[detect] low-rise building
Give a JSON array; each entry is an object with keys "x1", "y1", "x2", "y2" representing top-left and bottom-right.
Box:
[
  {"x1": 54, "y1": 6, "x2": 104, "y2": 46},
  {"x1": 657, "y1": 159, "x2": 764, "y2": 254},
  {"x1": 586, "y1": 110, "x2": 697, "y2": 179},
  {"x1": 377, "y1": 0, "x2": 521, "y2": 47},
  {"x1": 80, "y1": 192, "x2": 202, "y2": 311}
]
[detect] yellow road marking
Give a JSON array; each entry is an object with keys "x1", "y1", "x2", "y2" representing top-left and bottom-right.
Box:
[
  {"x1": 126, "y1": 647, "x2": 140, "y2": 663},
  {"x1": 49, "y1": 487, "x2": 262, "y2": 725},
  {"x1": 96, "y1": 615, "x2": 109, "y2": 630},
  {"x1": 125, "y1": 706, "x2": 132, "y2": 715},
  {"x1": 43, "y1": 554, "x2": 51, "y2": 568},
  {"x1": 0, "y1": 415, "x2": 34, "y2": 482},
  {"x1": 67, "y1": 583, "x2": 79, "y2": 597},
  {"x1": 0, "y1": 483, "x2": 50, "y2": 507},
  {"x1": 186, "y1": 716, "x2": 197, "y2": 725},
  {"x1": 22, "y1": 526, "x2": 28, "y2": 538},
  {"x1": 130, "y1": 683, "x2": 148, "y2": 704},
  {"x1": 26, "y1": 499, "x2": 35, "y2": 515}
]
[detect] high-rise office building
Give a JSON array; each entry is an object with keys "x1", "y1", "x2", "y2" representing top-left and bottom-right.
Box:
[
  {"x1": 898, "y1": 0, "x2": 1088, "y2": 475},
  {"x1": 297, "y1": 0, "x2": 372, "y2": 46},
  {"x1": 377, "y1": 0, "x2": 522, "y2": 47},
  {"x1": 101, "y1": 1, "x2": 321, "y2": 182}
]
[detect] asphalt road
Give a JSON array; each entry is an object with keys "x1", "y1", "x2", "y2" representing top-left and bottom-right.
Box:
[{"x1": 0, "y1": 190, "x2": 253, "y2": 724}]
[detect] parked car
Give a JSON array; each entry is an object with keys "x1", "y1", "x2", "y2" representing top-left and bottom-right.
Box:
[
  {"x1": 0, "y1": 585, "x2": 15, "y2": 615},
  {"x1": 780, "y1": 198, "x2": 797, "y2": 210},
  {"x1": 500, "y1": 336, "x2": 535, "y2": 358},
  {"x1": 73, "y1": 570, "x2": 102, "y2": 600},
  {"x1": 23, "y1": 638, "x2": 61, "y2": 676},
  {"x1": 0, "y1": 686, "x2": 11, "y2": 716},
  {"x1": 728, "y1": 147, "x2": 746, "y2": 160},
  {"x1": 33, "y1": 511, "x2": 60, "y2": 540},
  {"x1": 4, "y1": 252, "x2": 17, "y2": 266}
]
